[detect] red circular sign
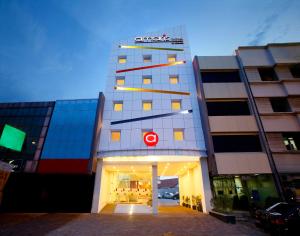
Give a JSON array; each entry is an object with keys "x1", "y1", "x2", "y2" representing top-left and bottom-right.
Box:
[{"x1": 144, "y1": 132, "x2": 159, "y2": 146}]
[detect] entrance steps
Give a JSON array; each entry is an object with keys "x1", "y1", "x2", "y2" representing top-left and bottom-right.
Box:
[
  {"x1": 231, "y1": 211, "x2": 251, "y2": 222},
  {"x1": 114, "y1": 204, "x2": 152, "y2": 214}
]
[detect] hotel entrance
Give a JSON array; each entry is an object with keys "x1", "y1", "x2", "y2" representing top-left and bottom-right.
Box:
[
  {"x1": 110, "y1": 171, "x2": 152, "y2": 205},
  {"x1": 104, "y1": 165, "x2": 153, "y2": 214},
  {"x1": 91, "y1": 156, "x2": 212, "y2": 214}
]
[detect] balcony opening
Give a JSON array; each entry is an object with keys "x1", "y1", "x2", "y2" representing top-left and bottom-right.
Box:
[
  {"x1": 290, "y1": 64, "x2": 300, "y2": 78},
  {"x1": 270, "y1": 98, "x2": 291, "y2": 112},
  {"x1": 258, "y1": 68, "x2": 278, "y2": 81},
  {"x1": 206, "y1": 101, "x2": 250, "y2": 116},
  {"x1": 212, "y1": 135, "x2": 262, "y2": 152},
  {"x1": 201, "y1": 71, "x2": 241, "y2": 83}
]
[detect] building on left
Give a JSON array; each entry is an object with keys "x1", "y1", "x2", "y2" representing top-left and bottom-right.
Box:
[{"x1": 0, "y1": 93, "x2": 104, "y2": 212}]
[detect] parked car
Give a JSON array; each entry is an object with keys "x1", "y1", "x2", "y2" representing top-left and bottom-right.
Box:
[
  {"x1": 255, "y1": 202, "x2": 288, "y2": 228},
  {"x1": 158, "y1": 193, "x2": 162, "y2": 199},
  {"x1": 268, "y1": 203, "x2": 300, "y2": 235},
  {"x1": 162, "y1": 192, "x2": 174, "y2": 199},
  {"x1": 172, "y1": 193, "x2": 179, "y2": 200}
]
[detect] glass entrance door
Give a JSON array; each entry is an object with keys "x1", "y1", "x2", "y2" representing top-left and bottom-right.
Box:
[{"x1": 110, "y1": 171, "x2": 152, "y2": 205}]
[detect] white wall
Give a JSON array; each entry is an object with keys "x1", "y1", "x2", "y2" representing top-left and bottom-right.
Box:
[
  {"x1": 179, "y1": 159, "x2": 212, "y2": 213},
  {"x1": 98, "y1": 26, "x2": 206, "y2": 158},
  {"x1": 98, "y1": 167, "x2": 111, "y2": 212}
]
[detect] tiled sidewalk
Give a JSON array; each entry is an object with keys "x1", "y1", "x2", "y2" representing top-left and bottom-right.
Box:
[{"x1": 0, "y1": 211, "x2": 266, "y2": 236}]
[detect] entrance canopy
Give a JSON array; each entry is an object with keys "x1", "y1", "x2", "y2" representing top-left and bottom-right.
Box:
[{"x1": 103, "y1": 155, "x2": 200, "y2": 176}]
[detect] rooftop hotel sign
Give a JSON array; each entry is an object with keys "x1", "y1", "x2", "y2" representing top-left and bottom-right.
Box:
[{"x1": 135, "y1": 34, "x2": 183, "y2": 44}]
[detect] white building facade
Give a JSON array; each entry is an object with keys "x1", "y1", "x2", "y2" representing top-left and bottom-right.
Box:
[{"x1": 91, "y1": 26, "x2": 212, "y2": 214}]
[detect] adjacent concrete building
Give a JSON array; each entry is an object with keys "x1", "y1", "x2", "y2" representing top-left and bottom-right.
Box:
[
  {"x1": 193, "y1": 43, "x2": 300, "y2": 210},
  {"x1": 237, "y1": 43, "x2": 300, "y2": 202}
]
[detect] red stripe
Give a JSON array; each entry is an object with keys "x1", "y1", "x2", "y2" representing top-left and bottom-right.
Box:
[
  {"x1": 38, "y1": 159, "x2": 90, "y2": 174},
  {"x1": 116, "y1": 61, "x2": 186, "y2": 73}
]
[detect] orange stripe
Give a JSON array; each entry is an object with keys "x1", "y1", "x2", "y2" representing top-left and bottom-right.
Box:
[{"x1": 116, "y1": 61, "x2": 186, "y2": 73}]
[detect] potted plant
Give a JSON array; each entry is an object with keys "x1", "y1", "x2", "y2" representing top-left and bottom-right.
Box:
[
  {"x1": 182, "y1": 195, "x2": 186, "y2": 207},
  {"x1": 185, "y1": 196, "x2": 190, "y2": 208},
  {"x1": 192, "y1": 195, "x2": 197, "y2": 210},
  {"x1": 196, "y1": 195, "x2": 203, "y2": 212},
  {"x1": 147, "y1": 193, "x2": 152, "y2": 206}
]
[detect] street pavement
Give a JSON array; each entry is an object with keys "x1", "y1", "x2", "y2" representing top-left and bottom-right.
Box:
[{"x1": 0, "y1": 207, "x2": 266, "y2": 236}]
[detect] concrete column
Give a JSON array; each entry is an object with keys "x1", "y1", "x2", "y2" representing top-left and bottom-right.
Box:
[
  {"x1": 199, "y1": 157, "x2": 213, "y2": 213},
  {"x1": 152, "y1": 164, "x2": 158, "y2": 214},
  {"x1": 91, "y1": 159, "x2": 103, "y2": 213}
]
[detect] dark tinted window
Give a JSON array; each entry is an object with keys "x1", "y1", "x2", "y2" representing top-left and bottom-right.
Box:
[
  {"x1": 0, "y1": 105, "x2": 52, "y2": 171},
  {"x1": 270, "y1": 98, "x2": 291, "y2": 112},
  {"x1": 212, "y1": 135, "x2": 262, "y2": 152},
  {"x1": 290, "y1": 64, "x2": 300, "y2": 78},
  {"x1": 206, "y1": 101, "x2": 250, "y2": 116},
  {"x1": 201, "y1": 71, "x2": 241, "y2": 83},
  {"x1": 258, "y1": 68, "x2": 278, "y2": 81}
]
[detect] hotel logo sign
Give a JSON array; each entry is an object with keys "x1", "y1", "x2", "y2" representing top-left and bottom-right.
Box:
[
  {"x1": 144, "y1": 132, "x2": 159, "y2": 146},
  {"x1": 135, "y1": 34, "x2": 183, "y2": 44}
]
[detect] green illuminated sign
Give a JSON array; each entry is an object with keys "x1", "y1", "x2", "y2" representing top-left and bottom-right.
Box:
[{"x1": 0, "y1": 124, "x2": 26, "y2": 152}]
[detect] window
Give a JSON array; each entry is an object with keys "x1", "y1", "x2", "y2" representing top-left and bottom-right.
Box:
[
  {"x1": 143, "y1": 75, "x2": 152, "y2": 85},
  {"x1": 258, "y1": 68, "x2": 278, "y2": 81},
  {"x1": 142, "y1": 129, "x2": 153, "y2": 139},
  {"x1": 143, "y1": 55, "x2": 152, "y2": 63},
  {"x1": 111, "y1": 131, "x2": 121, "y2": 142},
  {"x1": 118, "y1": 56, "x2": 127, "y2": 64},
  {"x1": 201, "y1": 71, "x2": 241, "y2": 83},
  {"x1": 143, "y1": 101, "x2": 152, "y2": 111},
  {"x1": 116, "y1": 76, "x2": 125, "y2": 86},
  {"x1": 174, "y1": 129, "x2": 184, "y2": 141},
  {"x1": 290, "y1": 64, "x2": 300, "y2": 78},
  {"x1": 169, "y1": 75, "x2": 179, "y2": 84},
  {"x1": 282, "y1": 133, "x2": 300, "y2": 151},
  {"x1": 171, "y1": 100, "x2": 181, "y2": 110},
  {"x1": 168, "y1": 54, "x2": 176, "y2": 63},
  {"x1": 212, "y1": 135, "x2": 262, "y2": 152},
  {"x1": 206, "y1": 101, "x2": 251, "y2": 116},
  {"x1": 113, "y1": 101, "x2": 123, "y2": 111},
  {"x1": 270, "y1": 98, "x2": 291, "y2": 112}
]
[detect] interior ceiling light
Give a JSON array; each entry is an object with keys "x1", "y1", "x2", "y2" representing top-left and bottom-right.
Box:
[{"x1": 116, "y1": 61, "x2": 186, "y2": 73}]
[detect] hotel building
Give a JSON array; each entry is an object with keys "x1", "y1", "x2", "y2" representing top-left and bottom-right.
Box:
[{"x1": 91, "y1": 26, "x2": 212, "y2": 214}]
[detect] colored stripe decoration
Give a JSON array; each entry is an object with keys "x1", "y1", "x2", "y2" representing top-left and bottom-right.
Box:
[
  {"x1": 111, "y1": 110, "x2": 192, "y2": 125},
  {"x1": 116, "y1": 61, "x2": 186, "y2": 73},
  {"x1": 119, "y1": 45, "x2": 184, "y2": 51},
  {"x1": 114, "y1": 86, "x2": 190, "y2": 96}
]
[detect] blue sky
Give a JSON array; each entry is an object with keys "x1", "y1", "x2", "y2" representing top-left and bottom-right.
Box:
[{"x1": 0, "y1": 0, "x2": 299, "y2": 102}]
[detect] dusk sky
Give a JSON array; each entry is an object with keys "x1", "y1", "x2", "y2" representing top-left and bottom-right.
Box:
[{"x1": 0, "y1": 0, "x2": 299, "y2": 102}]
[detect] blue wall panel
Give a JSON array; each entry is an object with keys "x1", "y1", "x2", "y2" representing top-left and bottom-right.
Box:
[{"x1": 41, "y1": 99, "x2": 97, "y2": 159}]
